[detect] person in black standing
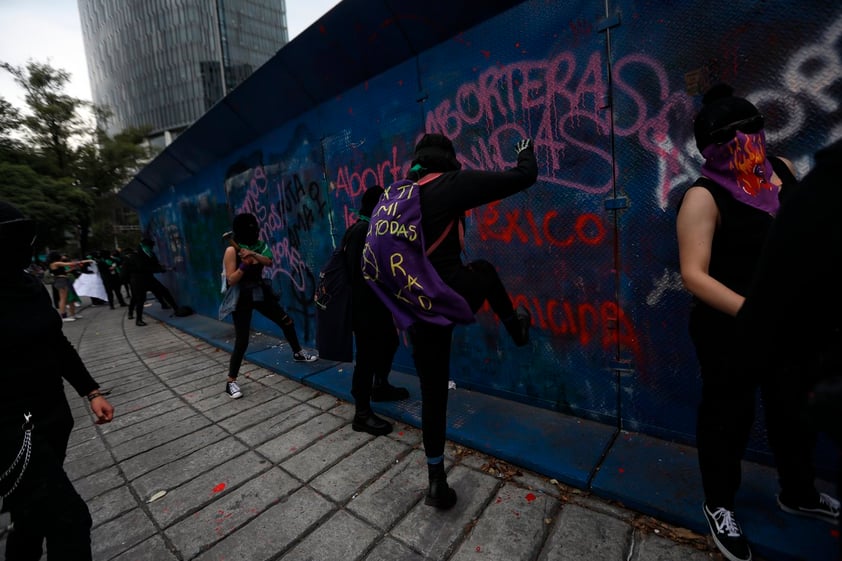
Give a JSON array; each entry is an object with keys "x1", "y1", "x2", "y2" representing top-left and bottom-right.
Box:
[
  {"x1": 734, "y1": 138, "x2": 842, "y2": 559},
  {"x1": 676, "y1": 84, "x2": 837, "y2": 561},
  {"x1": 125, "y1": 238, "x2": 179, "y2": 326},
  {"x1": 367, "y1": 133, "x2": 537, "y2": 510},
  {"x1": 344, "y1": 186, "x2": 408, "y2": 436},
  {"x1": 95, "y1": 250, "x2": 127, "y2": 309},
  {"x1": 0, "y1": 201, "x2": 115, "y2": 560}
]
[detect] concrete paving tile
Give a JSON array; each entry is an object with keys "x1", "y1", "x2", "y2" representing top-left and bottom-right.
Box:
[
  {"x1": 309, "y1": 392, "x2": 344, "y2": 411},
  {"x1": 280, "y1": 509, "x2": 380, "y2": 561},
  {"x1": 67, "y1": 424, "x2": 99, "y2": 448},
  {"x1": 89, "y1": 486, "x2": 139, "y2": 528},
  {"x1": 164, "y1": 468, "x2": 300, "y2": 559},
  {"x1": 387, "y1": 424, "x2": 424, "y2": 448},
  {"x1": 90, "y1": 508, "x2": 157, "y2": 560},
  {"x1": 117, "y1": 389, "x2": 178, "y2": 415},
  {"x1": 110, "y1": 415, "x2": 213, "y2": 461},
  {"x1": 631, "y1": 531, "x2": 714, "y2": 561},
  {"x1": 107, "y1": 384, "x2": 172, "y2": 407},
  {"x1": 147, "y1": 451, "x2": 270, "y2": 527},
  {"x1": 449, "y1": 482, "x2": 558, "y2": 561},
  {"x1": 64, "y1": 433, "x2": 108, "y2": 464},
  {"x1": 256, "y1": 411, "x2": 346, "y2": 463},
  {"x1": 109, "y1": 535, "x2": 180, "y2": 561},
  {"x1": 196, "y1": 382, "x2": 286, "y2": 420},
  {"x1": 280, "y1": 423, "x2": 374, "y2": 482},
  {"x1": 237, "y1": 402, "x2": 323, "y2": 448},
  {"x1": 120, "y1": 425, "x2": 229, "y2": 480},
  {"x1": 363, "y1": 536, "x2": 426, "y2": 561},
  {"x1": 217, "y1": 394, "x2": 299, "y2": 433},
  {"x1": 391, "y1": 466, "x2": 500, "y2": 560},
  {"x1": 311, "y1": 436, "x2": 411, "y2": 502},
  {"x1": 65, "y1": 448, "x2": 118, "y2": 482},
  {"x1": 73, "y1": 466, "x2": 125, "y2": 501},
  {"x1": 193, "y1": 487, "x2": 334, "y2": 561},
  {"x1": 97, "y1": 397, "x2": 183, "y2": 434},
  {"x1": 131, "y1": 437, "x2": 248, "y2": 498},
  {"x1": 288, "y1": 385, "x2": 323, "y2": 402},
  {"x1": 100, "y1": 407, "x2": 196, "y2": 444},
  {"x1": 348, "y1": 449, "x2": 429, "y2": 530},
  {"x1": 537, "y1": 503, "x2": 632, "y2": 561}
]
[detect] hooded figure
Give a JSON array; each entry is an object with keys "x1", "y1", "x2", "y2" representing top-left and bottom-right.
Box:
[
  {"x1": 0, "y1": 201, "x2": 114, "y2": 560},
  {"x1": 232, "y1": 213, "x2": 261, "y2": 247},
  {"x1": 221, "y1": 212, "x2": 316, "y2": 400},
  {"x1": 362, "y1": 133, "x2": 538, "y2": 511},
  {"x1": 677, "y1": 85, "x2": 836, "y2": 561},
  {"x1": 693, "y1": 83, "x2": 778, "y2": 215}
]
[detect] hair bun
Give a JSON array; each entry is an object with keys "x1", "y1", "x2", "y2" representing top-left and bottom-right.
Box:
[{"x1": 702, "y1": 83, "x2": 735, "y2": 105}]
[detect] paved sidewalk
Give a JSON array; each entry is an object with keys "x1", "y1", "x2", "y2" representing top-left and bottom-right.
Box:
[{"x1": 3, "y1": 303, "x2": 733, "y2": 560}]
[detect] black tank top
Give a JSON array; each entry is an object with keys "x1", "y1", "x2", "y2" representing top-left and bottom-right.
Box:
[{"x1": 684, "y1": 157, "x2": 798, "y2": 320}]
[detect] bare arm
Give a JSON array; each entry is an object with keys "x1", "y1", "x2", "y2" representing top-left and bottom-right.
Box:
[{"x1": 676, "y1": 186, "x2": 745, "y2": 317}]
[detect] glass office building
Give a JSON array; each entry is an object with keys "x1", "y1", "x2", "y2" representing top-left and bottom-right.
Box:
[{"x1": 79, "y1": 0, "x2": 288, "y2": 146}]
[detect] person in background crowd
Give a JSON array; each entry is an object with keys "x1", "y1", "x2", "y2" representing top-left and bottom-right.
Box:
[
  {"x1": 222, "y1": 213, "x2": 317, "y2": 399},
  {"x1": 124, "y1": 238, "x2": 179, "y2": 326},
  {"x1": 0, "y1": 201, "x2": 115, "y2": 560},
  {"x1": 344, "y1": 185, "x2": 408, "y2": 436},
  {"x1": 97, "y1": 250, "x2": 127, "y2": 309},
  {"x1": 366, "y1": 133, "x2": 537, "y2": 510},
  {"x1": 113, "y1": 249, "x2": 132, "y2": 302},
  {"x1": 47, "y1": 252, "x2": 92, "y2": 322},
  {"x1": 676, "y1": 83, "x2": 838, "y2": 561}
]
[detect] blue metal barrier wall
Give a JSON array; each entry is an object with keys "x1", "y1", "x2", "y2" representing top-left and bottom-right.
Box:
[{"x1": 124, "y1": 0, "x2": 842, "y2": 469}]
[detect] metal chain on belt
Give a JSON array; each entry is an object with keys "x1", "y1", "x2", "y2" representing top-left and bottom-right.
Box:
[{"x1": 1, "y1": 413, "x2": 33, "y2": 500}]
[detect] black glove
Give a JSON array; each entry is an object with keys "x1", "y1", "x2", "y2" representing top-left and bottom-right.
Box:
[{"x1": 515, "y1": 139, "x2": 533, "y2": 155}]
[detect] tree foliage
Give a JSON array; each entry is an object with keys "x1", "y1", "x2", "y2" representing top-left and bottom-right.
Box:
[{"x1": 0, "y1": 60, "x2": 150, "y2": 255}]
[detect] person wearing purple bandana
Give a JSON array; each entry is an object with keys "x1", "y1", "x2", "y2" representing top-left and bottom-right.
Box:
[
  {"x1": 677, "y1": 84, "x2": 838, "y2": 561},
  {"x1": 366, "y1": 133, "x2": 537, "y2": 510}
]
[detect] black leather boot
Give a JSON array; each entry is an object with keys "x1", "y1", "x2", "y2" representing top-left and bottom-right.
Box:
[
  {"x1": 502, "y1": 305, "x2": 531, "y2": 347},
  {"x1": 352, "y1": 407, "x2": 392, "y2": 436},
  {"x1": 425, "y1": 461, "x2": 457, "y2": 509}
]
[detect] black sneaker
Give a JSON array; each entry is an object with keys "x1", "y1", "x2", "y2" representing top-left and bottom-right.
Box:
[
  {"x1": 293, "y1": 350, "x2": 318, "y2": 362},
  {"x1": 777, "y1": 492, "x2": 840, "y2": 524},
  {"x1": 702, "y1": 503, "x2": 751, "y2": 561},
  {"x1": 503, "y1": 305, "x2": 531, "y2": 347},
  {"x1": 225, "y1": 381, "x2": 242, "y2": 399}
]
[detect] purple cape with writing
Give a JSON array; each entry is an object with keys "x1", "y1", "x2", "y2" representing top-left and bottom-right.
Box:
[{"x1": 362, "y1": 178, "x2": 475, "y2": 330}]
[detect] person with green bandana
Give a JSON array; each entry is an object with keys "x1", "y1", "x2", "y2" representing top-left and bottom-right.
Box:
[{"x1": 222, "y1": 213, "x2": 317, "y2": 399}]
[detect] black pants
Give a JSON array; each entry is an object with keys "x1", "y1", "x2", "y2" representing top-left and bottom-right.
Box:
[
  {"x1": 691, "y1": 309, "x2": 817, "y2": 509},
  {"x1": 103, "y1": 274, "x2": 126, "y2": 308},
  {"x1": 408, "y1": 321, "x2": 455, "y2": 459},
  {"x1": 446, "y1": 259, "x2": 516, "y2": 321},
  {"x1": 3, "y1": 402, "x2": 92, "y2": 561},
  {"x1": 351, "y1": 304, "x2": 399, "y2": 409},
  {"x1": 130, "y1": 275, "x2": 177, "y2": 321},
  {"x1": 229, "y1": 285, "x2": 302, "y2": 378}
]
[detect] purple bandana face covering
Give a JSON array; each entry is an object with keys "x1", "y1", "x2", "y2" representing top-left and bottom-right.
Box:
[{"x1": 700, "y1": 130, "x2": 780, "y2": 215}]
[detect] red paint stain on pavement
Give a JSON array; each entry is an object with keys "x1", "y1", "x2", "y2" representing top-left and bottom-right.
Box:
[
  {"x1": 475, "y1": 546, "x2": 482, "y2": 552},
  {"x1": 495, "y1": 497, "x2": 502, "y2": 504},
  {"x1": 618, "y1": 467, "x2": 625, "y2": 474},
  {"x1": 525, "y1": 492, "x2": 536, "y2": 502},
  {"x1": 212, "y1": 483, "x2": 226, "y2": 493}
]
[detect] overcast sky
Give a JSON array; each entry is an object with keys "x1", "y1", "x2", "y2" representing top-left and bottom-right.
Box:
[{"x1": 0, "y1": 0, "x2": 340, "y2": 108}]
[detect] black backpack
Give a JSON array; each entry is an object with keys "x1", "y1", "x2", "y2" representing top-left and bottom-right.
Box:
[{"x1": 314, "y1": 234, "x2": 354, "y2": 362}]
